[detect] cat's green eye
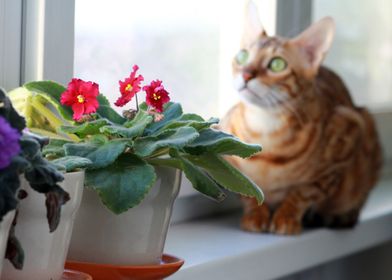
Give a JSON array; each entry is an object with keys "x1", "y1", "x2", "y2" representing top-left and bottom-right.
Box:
[
  {"x1": 268, "y1": 57, "x2": 287, "y2": 72},
  {"x1": 236, "y1": 49, "x2": 249, "y2": 65}
]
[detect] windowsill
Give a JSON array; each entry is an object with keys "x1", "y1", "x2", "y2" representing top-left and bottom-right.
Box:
[{"x1": 165, "y1": 175, "x2": 392, "y2": 280}]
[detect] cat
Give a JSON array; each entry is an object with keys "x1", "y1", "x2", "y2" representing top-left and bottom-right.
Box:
[{"x1": 219, "y1": 1, "x2": 382, "y2": 235}]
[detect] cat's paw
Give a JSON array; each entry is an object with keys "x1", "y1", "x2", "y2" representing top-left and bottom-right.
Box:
[
  {"x1": 241, "y1": 213, "x2": 269, "y2": 232},
  {"x1": 240, "y1": 206, "x2": 270, "y2": 233},
  {"x1": 269, "y1": 214, "x2": 302, "y2": 235}
]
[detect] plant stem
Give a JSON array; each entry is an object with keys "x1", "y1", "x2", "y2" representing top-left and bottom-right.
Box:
[
  {"x1": 135, "y1": 93, "x2": 139, "y2": 112},
  {"x1": 147, "y1": 148, "x2": 170, "y2": 158}
]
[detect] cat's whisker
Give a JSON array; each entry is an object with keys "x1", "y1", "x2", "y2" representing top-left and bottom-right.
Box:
[{"x1": 263, "y1": 93, "x2": 275, "y2": 108}]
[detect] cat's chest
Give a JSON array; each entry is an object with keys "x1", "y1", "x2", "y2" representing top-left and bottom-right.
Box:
[
  {"x1": 243, "y1": 106, "x2": 285, "y2": 134},
  {"x1": 225, "y1": 104, "x2": 324, "y2": 187}
]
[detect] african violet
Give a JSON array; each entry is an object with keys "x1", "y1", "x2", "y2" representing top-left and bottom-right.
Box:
[
  {"x1": 8, "y1": 65, "x2": 264, "y2": 214},
  {"x1": 0, "y1": 88, "x2": 91, "y2": 269}
]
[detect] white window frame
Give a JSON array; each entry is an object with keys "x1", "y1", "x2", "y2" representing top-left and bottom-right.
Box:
[
  {"x1": 21, "y1": 0, "x2": 74, "y2": 85},
  {"x1": 0, "y1": 0, "x2": 23, "y2": 90},
  {"x1": 1, "y1": 0, "x2": 391, "y2": 222}
]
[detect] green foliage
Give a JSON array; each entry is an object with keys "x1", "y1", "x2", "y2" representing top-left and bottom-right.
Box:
[
  {"x1": 12, "y1": 81, "x2": 265, "y2": 215},
  {"x1": 24, "y1": 81, "x2": 74, "y2": 122},
  {"x1": 96, "y1": 105, "x2": 126, "y2": 125},
  {"x1": 60, "y1": 119, "x2": 110, "y2": 138},
  {"x1": 86, "y1": 154, "x2": 156, "y2": 214},
  {"x1": 102, "y1": 110, "x2": 153, "y2": 138},
  {"x1": 170, "y1": 150, "x2": 226, "y2": 202},
  {"x1": 185, "y1": 128, "x2": 261, "y2": 158},
  {"x1": 134, "y1": 127, "x2": 199, "y2": 157},
  {"x1": 184, "y1": 153, "x2": 263, "y2": 203},
  {"x1": 65, "y1": 140, "x2": 128, "y2": 169},
  {"x1": 52, "y1": 156, "x2": 92, "y2": 172},
  {"x1": 144, "y1": 102, "x2": 183, "y2": 134}
]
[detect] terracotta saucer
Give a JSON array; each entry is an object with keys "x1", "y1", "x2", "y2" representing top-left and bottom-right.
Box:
[
  {"x1": 65, "y1": 254, "x2": 185, "y2": 280},
  {"x1": 61, "y1": 269, "x2": 93, "y2": 280}
]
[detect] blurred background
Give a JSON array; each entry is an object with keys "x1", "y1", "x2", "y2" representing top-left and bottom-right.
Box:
[{"x1": 74, "y1": 0, "x2": 392, "y2": 118}]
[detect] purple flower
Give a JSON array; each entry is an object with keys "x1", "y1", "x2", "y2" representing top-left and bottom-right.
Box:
[{"x1": 0, "y1": 116, "x2": 21, "y2": 170}]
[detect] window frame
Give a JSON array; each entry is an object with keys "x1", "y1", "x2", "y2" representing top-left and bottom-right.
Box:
[
  {"x1": 0, "y1": 0, "x2": 23, "y2": 90},
  {"x1": 21, "y1": 0, "x2": 75, "y2": 85},
  {"x1": 2, "y1": 0, "x2": 391, "y2": 222}
]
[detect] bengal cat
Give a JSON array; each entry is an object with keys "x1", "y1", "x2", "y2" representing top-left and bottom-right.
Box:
[{"x1": 219, "y1": 2, "x2": 382, "y2": 235}]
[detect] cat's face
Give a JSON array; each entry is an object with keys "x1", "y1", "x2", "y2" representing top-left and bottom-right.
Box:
[
  {"x1": 232, "y1": 36, "x2": 296, "y2": 109},
  {"x1": 233, "y1": 1, "x2": 335, "y2": 110}
]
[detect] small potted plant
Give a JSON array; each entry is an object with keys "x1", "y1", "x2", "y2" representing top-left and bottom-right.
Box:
[
  {"x1": 0, "y1": 89, "x2": 91, "y2": 280},
  {"x1": 9, "y1": 65, "x2": 264, "y2": 269},
  {"x1": 0, "y1": 90, "x2": 21, "y2": 276}
]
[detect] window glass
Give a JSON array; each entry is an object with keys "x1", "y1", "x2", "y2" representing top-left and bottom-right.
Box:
[
  {"x1": 74, "y1": 0, "x2": 276, "y2": 118},
  {"x1": 313, "y1": 0, "x2": 392, "y2": 109}
]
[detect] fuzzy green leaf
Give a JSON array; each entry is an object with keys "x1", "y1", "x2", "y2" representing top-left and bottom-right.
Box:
[
  {"x1": 123, "y1": 110, "x2": 153, "y2": 128},
  {"x1": 102, "y1": 110, "x2": 153, "y2": 138},
  {"x1": 162, "y1": 116, "x2": 219, "y2": 131},
  {"x1": 96, "y1": 105, "x2": 126, "y2": 125},
  {"x1": 180, "y1": 113, "x2": 205, "y2": 122},
  {"x1": 171, "y1": 151, "x2": 226, "y2": 202},
  {"x1": 65, "y1": 140, "x2": 128, "y2": 169},
  {"x1": 97, "y1": 94, "x2": 110, "y2": 106},
  {"x1": 185, "y1": 128, "x2": 261, "y2": 158},
  {"x1": 134, "y1": 127, "x2": 199, "y2": 157},
  {"x1": 144, "y1": 102, "x2": 183, "y2": 135},
  {"x1": 85, "y1": 154, "x2": 156, "y2": 214},
  {"x1": 60, "y1": 119, "x2": 110, "y2": 137},
  {"x1": 185, "y1": 153, "x2": 264, "y2": 204},
  {"x1": 23, "y1": 81, "x2": 74, "y2": 122},
  {"x1": 51, "y1": 156, "x2": 92, "y2": 172},
  {"x1": 42, "y1": 139, "x2": 72, "y2": 158}
]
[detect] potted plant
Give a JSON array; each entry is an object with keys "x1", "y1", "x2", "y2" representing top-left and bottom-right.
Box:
[
  {"x1": 0, "y1": 89, "x2": 21, "y2": 276},
  {"x1": 8, "y1": 65, "x2": 264, "y2": 268},
  {"x1": 0, "y1": 89, "x2": 91, "y2": 280}
]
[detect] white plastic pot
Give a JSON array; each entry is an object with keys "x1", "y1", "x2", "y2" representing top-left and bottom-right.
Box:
[
  {"x1": 0, "y1": 210, "x2": 16, "y2": 275},
  {"x1": 2, "y1": 171, "x2": 85, "y2": 280},
  {"x1": 68, "y1": 166, "x2": 181, "y2": 265}
]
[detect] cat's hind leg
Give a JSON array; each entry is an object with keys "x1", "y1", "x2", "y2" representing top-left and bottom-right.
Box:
[
  {"x1": 241, "y1": 196, "x2": 271, "y2": 232},
  {"x1": 326, "y1": 208, "x2": 360, "y2": 229},
  {"x1": 303, "y1": 208, "x2": 360, "y2": 229}
]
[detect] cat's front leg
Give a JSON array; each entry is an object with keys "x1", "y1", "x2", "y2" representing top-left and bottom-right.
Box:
[
  {"x1": 269, "y1": 180, "x2": 335, "y2": 235},
  {"x1": 241, "y1": 196, "x2": 271, "y2": 232}
]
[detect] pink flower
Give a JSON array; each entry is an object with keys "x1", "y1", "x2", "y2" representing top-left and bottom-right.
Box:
[
  {"x1": 143, "y1": 80, "x2": 170, "y2": 113},
  {"x1": 115, "y1": 65, "x2": 144, "y2": 107},
  {"x1": 60, "y1": 79, "x2": 99, "y2": 121}
]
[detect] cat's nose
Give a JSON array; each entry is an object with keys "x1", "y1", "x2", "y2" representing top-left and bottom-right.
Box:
[{"x1": 242, "y1": 70, "x2": 255, "y2": 82}]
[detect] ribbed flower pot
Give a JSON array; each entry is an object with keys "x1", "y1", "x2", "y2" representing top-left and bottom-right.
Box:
[
  {"x1": 68, "y1": 166, "x2": 181, "y2": 265},
  {"x1": 0, "y1": 210, "x2": 16, "y2": 275},
  {"x1": 2, "y1": 171, "x2": 85, "y2": 280}
]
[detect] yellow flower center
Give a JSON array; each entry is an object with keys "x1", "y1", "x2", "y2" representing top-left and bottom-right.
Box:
[
  {"x1": 153, "y1": 93, "x2": 161, "y2": 100},
  {"x1": 77, "y1": 95, "x2": 85, "y2": 103},
  {"x1": 125, "y1": 84, "x2": 133, "y2": 92}
]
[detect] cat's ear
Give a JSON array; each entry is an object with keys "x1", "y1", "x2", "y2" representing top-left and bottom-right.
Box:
[
  {"x1": 290, "y1": 17, "x2": 335, "y2": 78},
  {"x1": 241, "y1": 0, "x2": 266, "y2": 47}
]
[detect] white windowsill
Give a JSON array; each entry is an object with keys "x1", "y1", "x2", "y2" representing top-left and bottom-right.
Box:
[{"x1": 165, "y1": 175, "x2": 392, "y2": 280}]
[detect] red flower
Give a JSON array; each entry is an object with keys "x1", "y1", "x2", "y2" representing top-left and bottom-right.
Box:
[
  {"x1": 60, "y1": 78, "x2": 99, "y2": 121},
  {"x1": 115, "y1": 65, "x2": 144, "y2": 107},
  {"x1": 143, "y1": 80, "x2": 170, "y2": 112}
]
